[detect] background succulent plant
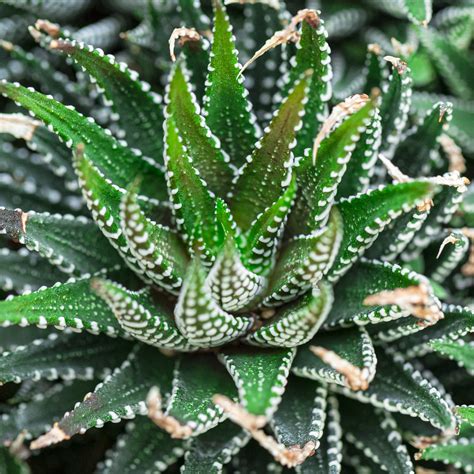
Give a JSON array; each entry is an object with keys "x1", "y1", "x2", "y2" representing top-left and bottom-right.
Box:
[{"x1": 0, "y1": 1, "x2": 473, "y2": 473}]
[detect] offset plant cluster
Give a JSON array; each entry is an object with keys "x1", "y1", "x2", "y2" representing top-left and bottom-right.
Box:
[{"x1": 0, "y1": 0, "x2": 473, "y2": 472}]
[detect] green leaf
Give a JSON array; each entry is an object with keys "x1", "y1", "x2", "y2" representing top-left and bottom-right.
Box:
[
  {"x1": 47, "y1": 37, "x2": 164, "y2": 164},
  {"x1": 91, "y1": 278, "x2": 194, "y2": 351},
  {"x1": 163, "y1": 354, "x2": 237, "y2": 437},
  {"x1": 182, "y1": 421, "x2": 249, "y2": 473},
  {"x1": 404, "y1": 0, "x2": 432, "y2": 25},
  {"x1": 324, "y1": 259, "x2": 425, "y2": 328},
  {"x1": 0, "y1": 447, "x2": 30, "y2": 474},
  {"x1": 120, "y1": 180, "x2": 189, "y2": 294},
  {"x1": 208, "y1": 238, "x2": 266, "y2": 312},
  {"x1": 394, "y1": 304, "x2": 474, "y2": 357},
  {"x1": 458, "y1": 406, "x2": 474, "y2": 425},
  {"x1": 284, "y1": 13, "x2": 332, "y2": 156},
  {"x1": 417, "y1": 26, "x2": 474, "y2": 99},
  {"x1": 296, "y1": 395, "x2": 342, "y2": 474},
  {"x1": 331, "y1": 348, "x2": 456, "y2": 432},
  {"x1": 264, "y1": 208, "x2": 342, "y2": 306},
  {"x1": 418, "y1": 437, "x2": 474, "y2": 472},
  {"x1": 247, "y1": 282, "x2": 333, "y2": 348},
  {"x1": 218, "y1": 347, "x2": 295, "y2": 418},
  {"x1": 336, "y1": 105, "x2": 382, "y2": 199},
  {"x1": 363, "y1": 44, "x2": 387, "y2": 93},
  {"x1": 0, "y1": 248, "x2": 66, "y2": 293},
  {"x1": 203, "y1": 0, "x2": 258, "y2": 168},
  {"x1": 327, "y1": 181, "x2": 434, "y2": 282},
  {"x1": 272, "y1": 376, "x2": 327, "y2": 449},
  {"x1": 45, "y1": 345, "x2": 174, "y2": 442},
  {"x1": 432, "y1": 339, "x2": 474, "y2": 372},
  {"x1": 166, "y1": 64, "x2": 234, "y2": 198},
  {"x1": 0, "y1": 277, "x2": 122, "y2": 336},
  {"x1": 0, "y1": 326, "x2": 51, "y2": 353},
  {"x1": 0, "y1": 81, "x2": 165, "y2": 192},
  {"x1": 0, "y1": 332, "x2": 131, "y2": 385},
  {"x1": 292, "y1": 326, "x2": 376, "y2": 390},
  {"x1": 379, "y1": 57, "x2": 412, "y2": 156},
  {"x1": 0, "y1": 0, "x2": 90, "y2": 21},
  {"x1": 241, "y1": 173, "x2": 298, "y2": 276},
  {"x1": 100, "y1": 417, "x2": 184, "y2": 474},
  {"x1": 1, "y1": 380, "x2": 96, "y2": 445},
  {"x1": 175, "y1": 258, "x2": 253, "y2": 347},
  {"x1": 74, "y1": 150, "x2": 165, "y2": 277},
  {"x1": 411, "y1": 92, "x2": 474, "y2": 154},
  {"x1": 232, "y1": 72, "x2": 311, "y2": 232},
  {"x1": 163, "y1": 115, "x2": 219, "y2": 264},
  {"x1": 339, "y1": 398, "x2": 413, "y2": 474},
  {"x1": 392, "y1": 101, "x2": 453, "y2": 177},
  {"x1": 290, "y1": 96, "x2": 377, "y2": 234},
  {"x1": 0, "y1": 208, "x2": 123, "y2": 276}
]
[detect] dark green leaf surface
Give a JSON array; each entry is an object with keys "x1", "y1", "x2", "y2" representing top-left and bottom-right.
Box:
[
  {"x1": 203, "y1": 1, "x2": 258, "y2": 168},
  {"x1": 0, "y1": 277, "x2": 122, "y2": 336},
  {"x1": 0, "y1": 332, "x2": 131, "y2": 384},
  {"x1": 431, "y1": 340, "x2": 474, "y2": 372},
  {"x1": 0, "y1": 447, "x2": 30, "y2": 474},
  {"x1": 339, "y1": 398, "x2": 413, "y2": 474},
  {"x1": 219, "y1": 347, "x2": 295, "y2": 418},
  {"x1": 292, "y1": 326, "x2": 376, "y2": 390},
  {"x1": 55, "y1": 344, "x2": 174, "y2": 438},
  {"x1": 100, "y1": 417, "x2": 184, "y2": 474}
]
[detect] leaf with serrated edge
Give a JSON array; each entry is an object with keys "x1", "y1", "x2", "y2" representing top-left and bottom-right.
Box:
[
  {"x1": 232, "y1": 72, "x2": 311, "y2": 232},
  {"x1": 283, "y1": 12, "x2": 332, "y2": 156},
  {"x1": 292, "y1": 326, "x2": 376, "y2": 391},
  {"x1": 325, "y1": 259, "x2": 426, "y2": 328},
  {"x1": 295, "y1": 395, "x2": 342, "y2": 474},
  {"x1": 327, "y1": 181, "x2": 434, "y2": 282},
  {"x1": 175, "y1": 258, "x2": 253, "y2": 348},
  {"x1": 394, "y1": 304, "x2": 474, "y2": 357},
  {"x1": 330, "y1": 347, "x2": 456, "y2": 432},
  {"x1": 218, "y1": 347, "x2": 295, "y2": 419},
  {"x1": 31, "y1": 344, "x2": 175, "y2": 449},
  {"x1": 339, "y1": 398, "x2": 414, "y2": 474},
  {"x1": 182, "y1": 420, "x2": 250, "y2": 473},
  {"x1": 418, "y1": 437, "x2": 474, "y2": 472},
  {"x1": 120, "y1": 179, "x2": 188, "y2": 294},
  {"x1": 166, "y1": 63, "x2": 234, "y2": 198},
  {"x1": 290, "y1": 96, "x2": 376, "y2": 234},
  {"x1": 247, "y1": 281, "x2": 333, "y2": 348},
  {"x1": 0, "y1": 332, "x2": 132, "y2": 385},
  {"x1": 1, "y1": 380, "x2": 96, "y2": 445},
  {"x1": 264, "y1": 208, "x2": 342, "y2": 306},
  {"x1": 272, "y1": 376, "x2": 327, "y2": 450},
  {"x1": 431, "y1": 340, "x2": 474, "y2": 372},
  {"x1": 100, "y1": 417, "x2": 184, "y2": 474},
  {"x1": 161, "y1": 354, "x2": 237, "y2": 437},
  {"x1": 91, "y1": 278, "x2": 194, "y2": 351},
  {"x1": 47, "y1": 37, "x2": 164, "y2": 163},
  {"x1": 203, "y1": 0, "x2": 258, "y2": 168},
  {"x1": 0, "y1": 277, "x2": 122, "y2": 336},
  {"x1": 0, "y1": 209, "x2": 123, "y2": 276},
  {"x1": 0, "y1": 80, "x2": 165, "y2": 193}
]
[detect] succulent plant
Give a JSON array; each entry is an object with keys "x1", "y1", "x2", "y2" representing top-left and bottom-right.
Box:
[{"x1": 0, "y1": 0, "x2": 473, "y2": 473}]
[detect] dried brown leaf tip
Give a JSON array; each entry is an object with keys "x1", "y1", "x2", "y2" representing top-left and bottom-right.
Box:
[
  {"x1": 310, "y1": 346, "x2": 370, "y2": 391},
  {"x1": 213, "y1": 394, "x2": 316, "y2": 468},
  {"x1": 0, "y1": 208, "x2": 28, "y2": 240},
  {"x1": 313, "y1": 94, "x2": 369, "y2": 165},
  {"x1": 239, "y1": 9, "x2": 320, "y2": 77},
  {"x1": 34, "y1": 19, "x2": 61, "y2": 38},
  {"x1": 363, "y1": 282, "x2": 444, "y2": 325},
  {"x1": 391, "y1": 38, "x2": 415, "y2": 57},
  {"x1": 367, "y1": 43, "x2": 382, "y2": 55},
  {"x1": 384, "y1": 55, "x2": 408, "y2": 74},
  {"x1": 169, "y1": 27, "x2": 202, "y2": 62},
  {"x1": 0, "y1": 113, "x2": 41, "y2": 141},
  {"x1": 147, "y1": 387, "x2": 193, "y2": 439},
  {"x1": 436, "y1": 234, "x2": 460, "y2": 258},
  {"x1": 30, "y1": 424, "x2": 69, "y2": 450}
]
